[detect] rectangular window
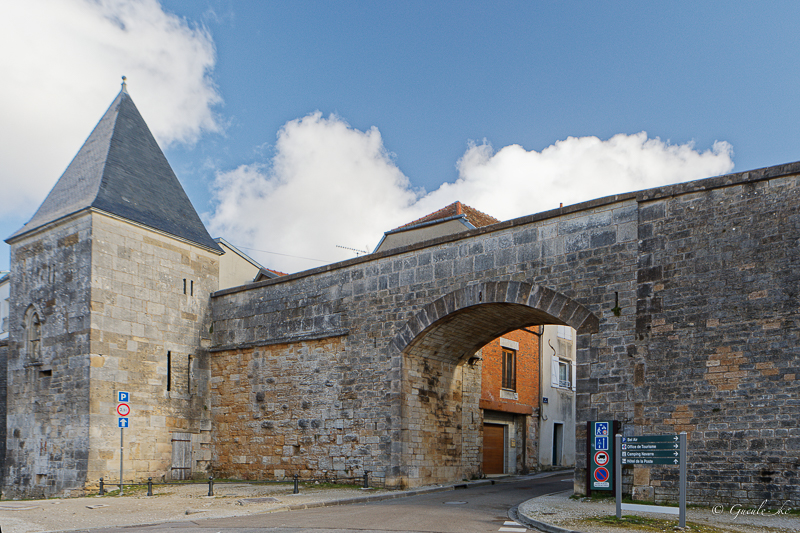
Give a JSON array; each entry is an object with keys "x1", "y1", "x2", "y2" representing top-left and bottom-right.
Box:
[
  {"x1": 183, "y1": 279, "x2": 186, "y2": 294},
  {"x1": 167, "y1": 351, "x2": 172, "y2": 391},
  {"x1": 501, "y1": 348, "x2": 516, "y2": 390},
  {"x1": 559, "y1": 359, "x2": 569, "y2": 387},
  {"x1": 190, "y1": 280, "x2": 194, "y2": 296}
]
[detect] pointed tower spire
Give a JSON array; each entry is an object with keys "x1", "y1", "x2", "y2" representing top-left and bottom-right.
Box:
[
  {"x1": 7, "y1": 85, "x2": 222, "y2": 253},
  {"x1": 121, "y1": 75, "x2": 128, "y2": 94}
]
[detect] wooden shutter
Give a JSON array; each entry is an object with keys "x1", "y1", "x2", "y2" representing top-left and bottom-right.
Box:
[{"x1": 551, "y1": 356, "x2": 560, "y2": 387}]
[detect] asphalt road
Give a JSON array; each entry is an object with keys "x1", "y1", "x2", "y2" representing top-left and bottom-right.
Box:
[{"x1": 73, "y1": 472, "x2": 571, "y2": 533}]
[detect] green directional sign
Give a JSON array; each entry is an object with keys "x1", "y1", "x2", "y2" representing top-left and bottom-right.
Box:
[
  {"x1": 624, "y1": 457, "x2": 681, "y2": 465},
  {"x1": 622, "y1": 450, "x2": 680, "y2": 458},
  {"x1": 621, "y1": 435, "x2": 680, "y2": 465},
  {"x1": 622, "y1": 435, "x2": 679, "y2": 443}
]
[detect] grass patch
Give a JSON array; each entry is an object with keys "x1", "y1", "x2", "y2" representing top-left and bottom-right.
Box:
[{"x1": 588, "y1": 515, "x2": 729, "y2": 532}]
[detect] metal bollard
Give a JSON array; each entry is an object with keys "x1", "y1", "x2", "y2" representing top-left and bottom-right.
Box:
[
  {"x1": 208, "y1": 476, "x2": 214, "y2": 496},
  {"x1": 293, "y1": 474, "x2": 299, "y2": 494},
  {"x1": 99, "y1": 477, "x2": 104, "y2": 496},
  {"x1": 147, "y1": 477, "x2": 153, "y2": 496},
  {"x1": 363, "y1": 471, "x2": 369, "y2": 489}
]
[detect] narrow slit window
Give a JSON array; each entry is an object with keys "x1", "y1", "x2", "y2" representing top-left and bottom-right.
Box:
[
  {"x1": 183, "y1": 279, "x2": 186, "y2": 294},
  {"x1": 167, "y1": 351, "x2": 172, "y2": 391},
  {"x1": 187, "y1": 355, "x2": 192, "y2": 394},
  {"x1": 190, "y1": 280, "x2": 193, "y2": 296}
]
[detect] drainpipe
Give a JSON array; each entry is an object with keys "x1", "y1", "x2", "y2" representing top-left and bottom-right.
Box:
[{"x1": 523, "y1": 326, "x2": 544, "y2": 471}]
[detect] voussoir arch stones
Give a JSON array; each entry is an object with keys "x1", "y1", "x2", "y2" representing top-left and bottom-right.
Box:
[{"x1": 391, "y1": 280, "x2": 599, "y2": 361}]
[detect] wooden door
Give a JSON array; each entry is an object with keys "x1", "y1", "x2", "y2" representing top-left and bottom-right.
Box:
[
  {"x1": 170, "y1": 432, "x2": 192, "y2": 480},
  {"x1": 483, "y1": 423, "x2": 505, "y2": 474}
]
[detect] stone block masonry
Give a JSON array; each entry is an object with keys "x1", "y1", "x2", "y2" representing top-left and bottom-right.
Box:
[
  {"x1": 87, "y1": 214, "x2": 217, "y2": 485},
  {"x1": 211, "y1": 337, "x2": 391, "y2": 481},
  {"x1": 212, "y1": 161, "x2": 800, "y2": 506}
]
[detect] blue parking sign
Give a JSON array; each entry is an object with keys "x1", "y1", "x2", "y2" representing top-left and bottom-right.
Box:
[
  {"x1": 118, "y1": 417, "x2": 129, "y2": 428},
  {"x1": 118, "y1": 391, "x2": 130, "y2": 403}
]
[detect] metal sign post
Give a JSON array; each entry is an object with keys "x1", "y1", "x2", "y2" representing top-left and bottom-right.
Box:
[
  {"x1": 117, "y1": 392, "x2": 130, "y2": 496},
  {"x1": 616, "y1": 432, "x2": 687, "y2": 528},
  {"x1": 119, "y1": 425, "x2": 124, "y2": 496}
]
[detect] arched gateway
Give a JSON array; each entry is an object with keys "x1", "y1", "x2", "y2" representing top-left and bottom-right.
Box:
[
  {"x1": 389, "y1": 281, "x2": 597, "y2": 487},
  {"x1": 210, "y1": 162, "x2": 800, "y2": 506}
]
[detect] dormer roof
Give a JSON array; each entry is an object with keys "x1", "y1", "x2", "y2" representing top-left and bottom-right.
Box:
[
  {"x1": 7, "y1": 85, "x2": 222, "y2": 253},
  {"x1": 394, "y1": 201, "x2": 499, "y2": 231}
]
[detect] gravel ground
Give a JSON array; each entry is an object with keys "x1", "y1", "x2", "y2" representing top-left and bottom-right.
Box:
[
  {"x1": 518, "y1": 491, "x2": 800, "y2": 533},
  {"x1": 0, "y1": 481, "x2": 392, "y2": 533}
]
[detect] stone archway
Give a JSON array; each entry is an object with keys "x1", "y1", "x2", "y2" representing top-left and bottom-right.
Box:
[{"x1": 387, "y1": 281, "x2": 598, "y2": 488}]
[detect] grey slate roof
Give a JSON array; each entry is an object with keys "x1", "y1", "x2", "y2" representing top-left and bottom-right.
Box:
[{"x1": 7, "y1": 88, "x2": 222, "y2": 253}]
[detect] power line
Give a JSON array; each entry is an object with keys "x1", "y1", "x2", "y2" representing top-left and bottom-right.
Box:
[{"x1": 225, "y1": 243, "x2": 331, "y2": 264}]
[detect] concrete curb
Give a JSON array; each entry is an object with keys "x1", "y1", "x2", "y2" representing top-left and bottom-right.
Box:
[
  {"x1": 510, "y1": 503, "x2": 585, "y2": 533},
  {"x1": 279, "y1": 480, "x2": 496, "y2": 512}
]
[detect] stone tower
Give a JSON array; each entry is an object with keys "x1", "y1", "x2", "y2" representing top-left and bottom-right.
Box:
[{"x1": 4, "y1": 82, "x2": 222, "y2": 498}]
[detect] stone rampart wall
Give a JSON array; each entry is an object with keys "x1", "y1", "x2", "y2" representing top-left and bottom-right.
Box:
[{"x1": 212, "y1": 163, "x2": 800, "y2": 505}]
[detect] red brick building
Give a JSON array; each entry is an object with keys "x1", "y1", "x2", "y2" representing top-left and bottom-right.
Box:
[{"x1": 477, "y1": 328, "x2": 541, "y2": 475}]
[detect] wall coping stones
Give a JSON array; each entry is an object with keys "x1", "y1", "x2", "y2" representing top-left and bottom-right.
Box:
[{"x1": 209, "y1": 328, "x2": 349, "y2": 352}]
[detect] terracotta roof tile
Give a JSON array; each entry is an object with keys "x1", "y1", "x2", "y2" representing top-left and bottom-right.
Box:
[{"x1": 396, "y1": 201, "x2": 499, "y2": 230}]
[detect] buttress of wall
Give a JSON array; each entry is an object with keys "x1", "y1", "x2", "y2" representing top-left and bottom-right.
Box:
[
  {"x1": 87, "y1": 214, "x2": 217, "y2": 484},
  {"x1": 211, "y1": 338, "x2": 393, "y2": 482},
  {"x1": 4, "y1": 214, "x2": 93, "y2": 498},
  {"x1": 401, "y1": 353, "x2": 481, "y2": 488}
]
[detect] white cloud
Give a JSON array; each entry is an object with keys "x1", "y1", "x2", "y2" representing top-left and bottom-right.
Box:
[
  {"x1": 209, "y1": 115, "x2": 735, "y2": 274},
  {"x1": 425, "y1": 133, "x2": 735, "y2": 220},
  {"x1": 0, "y1": 0, "x2": 220, "y2": 217},
  {"x1": 208, "y1": 112, "x2": 421, "y2": 272}
]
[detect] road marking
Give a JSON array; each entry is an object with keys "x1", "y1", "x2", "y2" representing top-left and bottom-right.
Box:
[{"x1": 499, "y1": 521, "x2": 526, "y2": 532}]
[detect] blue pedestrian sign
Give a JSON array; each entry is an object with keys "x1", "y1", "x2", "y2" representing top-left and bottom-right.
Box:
[
  {"x1": 595, "y1": 436, "x2": 609, "y2": 451},
  {"x1": 118, "y1": 417, "x2": 129, "y2": 428},
  {"x1": 595, "y1": 422, "x2": 608, "y2": 436},
  {"x1": 118, "y1": 391, "x2": 130, "y2": 403}
]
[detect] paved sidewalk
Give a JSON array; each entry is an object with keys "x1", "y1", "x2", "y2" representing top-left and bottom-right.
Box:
[
  {"x1": 516, "y1": 490, "x2": 799, "y2": 533},
  {"x1": 0, "y1": 479, "x2": 484, "y2": 533}
]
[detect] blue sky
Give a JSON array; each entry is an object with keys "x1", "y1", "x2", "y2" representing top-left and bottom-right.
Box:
[{"x1": 2, "y1": 1, "x2": 800, "y2": 273}]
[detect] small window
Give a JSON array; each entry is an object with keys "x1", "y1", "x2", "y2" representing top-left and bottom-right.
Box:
[
  {"x1": 501, "y1": 348, "x2": 516, "y2": 391},
  {"x1": 558, "y1": 360, "x2": 570, "y2": 388},
  {"x1": 190, "y1": 280, "x2": 194, "y2": 296},
  {"x1": 183, "y1": 279, "x2": 187, "y2": 294},
  {"x1": 551, "y1": 356, "x2": 575, "y2": 390},
  {"x1": 557, "y1": 325, "x2": 573, "y2": 340},
  {"x1": 167, "y1": 351, "x2": 172, "y2": 391}
]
